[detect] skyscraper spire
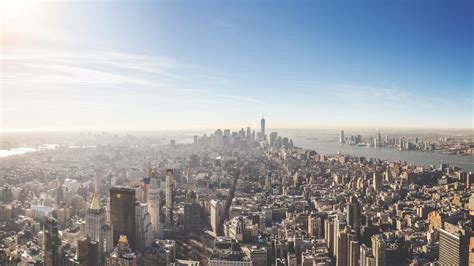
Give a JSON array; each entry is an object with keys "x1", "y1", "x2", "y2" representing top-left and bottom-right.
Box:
[{"x1": 90, "y1": 172, "x2": 101, "y2": 210}]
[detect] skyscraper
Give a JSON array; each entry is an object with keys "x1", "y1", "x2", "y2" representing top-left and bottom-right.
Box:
[
  {"x1": 136, "y1": 202, "x2": 154, "y2": 252},
  {"x1": 373, "y1": 172, "x2": 383, "y2": 193},
  {"x1": 165, "y1": 169, "x2": 174, "y2": 226},
  {"x1": 360, "y1": 244, "x2": 375, "y2": 266},
  {"x1": 147, "y1": 167, "x2": 162, "y2": 238},
  {"x1": 210, "y1": 199, "x2": 222, "y2": 234},
  {"x1": 325, "y1": 218, "x2": 335, "y2": 257},
  {"x1": 85, "y1": 173, "x2": 111, "y2": 264},
  {"x1": 43, "y1": 217, "x2": 61, "y2": 266},
  {"x1": 184, "y1": 191, "x2": 201, "y2": 233},
  {"x1": 334, "y1": 214, "x2": 347, "y2": 262},
  {"x1": 110, "y1": 187, "x2": 137, "y2": 250},
  {"x1": 349, "y1": 239, "x2": 360, "y2": 266},
  {"x1": 260, "y1": 115, "x2": 266, "y2": 140},
  {"x1": 439, "y1": 224, "x2": 469, "y2": 266},
  {"x1": 75, "y1": 235, "x2": 99, "y2": 266},
  {"x1": 340, "y1": 130, "x2": 345, "y2": 144},
  {"x1": 371, "y1": 234, "x2": 386, "y2": 266},
  {"x1": 336, "y1": 226, "x2": 357, "y2": 266},
  {"x1": 346, "y1": 196, "x2": 360, "y2": 235}
]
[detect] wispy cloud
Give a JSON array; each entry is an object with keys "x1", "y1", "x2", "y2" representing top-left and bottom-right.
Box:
[
  {"x1": 0, "y1": 29, "x2": 269, "y2": 130},
  {"x1": 329, "y1": 84, "x2": 467, "y2": 109},
  {"x1": 216, "y1": 94, "x2": 264, "y2": 105}
]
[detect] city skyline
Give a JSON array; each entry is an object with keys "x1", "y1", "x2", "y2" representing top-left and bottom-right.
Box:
[
  {"x1": 1, "y1": 1, "x2": 473, "y2": 265},
  {"x1": 1, "y1": 1, "x2": 473, "y2": 131}
]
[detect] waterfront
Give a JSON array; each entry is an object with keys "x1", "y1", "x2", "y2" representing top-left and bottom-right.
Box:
[
  {"x1": 284, "y1": 130, "x2": 474, "y2": 172},
  {"x1": 0, "y1": 148, "x2": 37, "y2": 158},
  {"x1": 1, "y1": 129, "x2": 473, "y2": 172}
]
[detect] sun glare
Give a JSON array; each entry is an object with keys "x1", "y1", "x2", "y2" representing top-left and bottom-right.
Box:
[{"x1": 1, "y1": 0, "x2": 34, "y2": 26}]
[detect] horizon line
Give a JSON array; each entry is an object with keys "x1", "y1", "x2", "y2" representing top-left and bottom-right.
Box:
[{"x1": 1, "y1": 125, "x2": 473, "y2": 134}]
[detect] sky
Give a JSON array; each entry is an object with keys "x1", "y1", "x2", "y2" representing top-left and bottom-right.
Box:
[{"x1": 1, "y1": 0, "x2": 473, "y2": 131}]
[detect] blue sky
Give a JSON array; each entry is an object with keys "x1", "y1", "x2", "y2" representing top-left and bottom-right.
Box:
[{"x1": 1, "y1": 0, "x2": 472, "y2": 131}]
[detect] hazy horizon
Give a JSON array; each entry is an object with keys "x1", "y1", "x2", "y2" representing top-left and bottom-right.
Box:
[{"x1": 1, "y1": 125, "x2": 473, "y2": 134}]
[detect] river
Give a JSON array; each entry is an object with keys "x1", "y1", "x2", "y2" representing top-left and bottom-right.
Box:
[{"x1": 282, "y1": 130, "x2": 474, "y2": 172}]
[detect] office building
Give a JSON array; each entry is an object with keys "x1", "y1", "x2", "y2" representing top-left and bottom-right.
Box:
[
  {"x1": 147, "y1": 167, "x2": 162, "y2": 239},
  {"x1": 210, "y1": 199, "x2": 222, "y2": 235},
  {"x1": 75, "y1": 235, "x2": 99, "y2": 266},
  {"x1": 439, "y1": 223, "x2": 469, "y2": 266},
  {"x1": 136, "y1": 202, "x2": 153, "y2": 252},
  {"x1": 346, "y1": 196, "x2": 360, "y2": 235},
  {"x1": 371, "y1": 234, "x2": 386, "y2": 266},
  {"x1": 110, "y1": 187, "x2": 137, "y2": 250},
  {"x1": 166, "y1": 169, "x2": 175, "y2": 226},
  {"x1": 373, "y1": 172, "x2": 383, "y2": 193},
  {"x1": 337, "y1": 226, "x2": 357, "y2": 266},
  {"x1": 184, "y1": 191, "x2": 201, "y2": 233},
  {"x1": 43, "y1": 217, "x2": 61, "y2": 266},
  {"x1": 85, "y1": 173, "x2": 111, "y2": 264}
]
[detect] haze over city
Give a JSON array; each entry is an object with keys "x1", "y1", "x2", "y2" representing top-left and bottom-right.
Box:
[{"x1": 1, "y1": 0, "x2": 473, "y2": 131}]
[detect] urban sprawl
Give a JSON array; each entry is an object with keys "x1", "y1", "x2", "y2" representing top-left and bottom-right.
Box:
[{"x1": 0, "y1": 118, "x2": 473, "y2": 266}]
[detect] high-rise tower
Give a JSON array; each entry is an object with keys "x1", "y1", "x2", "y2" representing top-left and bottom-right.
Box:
[
  {"x1": 147, "y1": 167, "x2": 162, "y2": 238},
  {"x1": 371, "y1": 234, "x2": 386, "y2": 266},
  {"x1": 260, "y1": 115, "x2": 266, "y2": 140},
  {"x1": 340, "y1": 130, "x2": 345, "y2": 144},
  {"x1": 439, "y1": 224, "x2": 469, "y2": 266},
  {"x1": 43, "y1": 217, "x2": 61, "y2": 266},
  {"x1": 346, "y1": 196, "x2": 360, "y2": 235},
  {"x1": 86, "y1": 173, "x2": 112, "y2": 264},
  {"x1": 165, "y1": 169, "x2": 174, "y2": 226},
  {"x1": 373, "y1": 172, "x2": 383, "y2": 193},
  {"x1": 110, "y1": 187, "x2": 137, "y2": 250}
]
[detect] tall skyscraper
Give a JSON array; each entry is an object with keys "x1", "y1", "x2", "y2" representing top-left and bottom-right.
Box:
[
  {"x1": 336, "y1": 226, "x2": 357, "y2": 266},
  {"x1": 54, "y1": 179, "x2": 64, "y2": 205},
  {"x1": 360, "y1": 244, "x2": 375, "y2": 266},
  {"x1": 85, "y1": 173, "x2": 111, "y2": 264},
  {"x1": 340, "y1": 130, "x2": 345, "y2": 144},
  {"x1": 210, "y1": 199, "x2": 222, "y2": 234},
  {"x1": 334, "y1": 214, "x2": 347, "y2": 262},
  {"x1": 373, "y1": 172, "x2": 383, "y2": 193},
  {"x1": 184, "y1": 191, "x2": 201, "y2": 233},
  {"x1": 325, "y1": 218, "x2": 335, "y2": 257},
  {"x1": 110, "y1": 187, "x2": 137, "y2": 250},
  {"x1": 265, "y1": 171, "x2": 272, "y2": 192},
  {"x1": 439, "y1": 224, "x2": 469, "y2": 266},
  {"x1": 147, "y1": 167, "x2": 162, "y2": 238},
  {"x1": 260, "y1": 115, "x2": 266, "y2": 140},
  {"x1": 346, "y1": 196, "x2": 360, "y2": 235},
  {"x1": 165, "y1": 169, "x2": 174, "y2": 226},
  {"x1": 349, "y1": 239, "x2": 360, "y2": 266},
  {"x1": 136, "y1": 202, "x2": 154, "y2": 252},
  {"x1": 371, "y1": 234, "x2": 386, "y2": 266},
  {"x1": 75, "y1": 235, "x2": 99, "y2": 266},
  {"x1": 43, "y1": 217, "x2": 61, "y2": 266}
]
